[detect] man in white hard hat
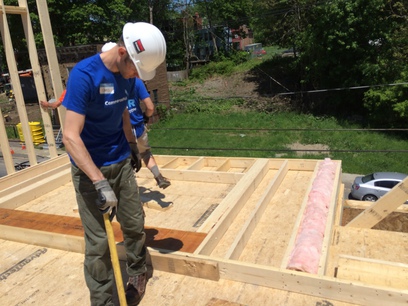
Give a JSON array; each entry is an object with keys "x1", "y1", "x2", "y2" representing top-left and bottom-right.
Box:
[
  {"x1": 102, "y1": 41, "x2": 170, "y2": 189},
  {"x1": 62, "y1": 22, "x2": 166, "y2": 306}
]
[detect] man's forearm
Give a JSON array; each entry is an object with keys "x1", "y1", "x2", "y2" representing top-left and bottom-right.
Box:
[{"x1": 63, "y1": 136, "x2": 104, "y2": 182}]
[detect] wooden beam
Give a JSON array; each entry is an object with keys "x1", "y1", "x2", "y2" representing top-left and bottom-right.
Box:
[
  {"x1": 19, "y1": 0, "x2": 57, "y2": 158},
  {"x1": 0, "y1": 208, "x2": 206, "y2": 254},
  {"x1": 186, "y1": 157, "x2": 205, "y2": 170},
  {"x1": 0, "y1": 154, "x2": 69, "y2": 189},
  {"x1": 0, "y1": 167, "x2": 71, "y2": 209},
  {"x1": 344, "y1": 199, "x2": 408, "y2": 213},
  {"x1": 2, "y1": 5, "x2": 27, "y2": 15},
  {"x1": 346, "y1": 177, "x2": 408, "y2": 228},
  {"x1": 217, "y1": 257, "x2": 408, "y2": 306},
  {"x1": 0, "y1": 108, "x2": 15, "y2": 175},
  {"x1": 195, "y1": 159, "x2": 270, "y2": 254},
  {"x1": 1, "y1": 208, "x2": 407, "y2": 305},
  {"x1": 36, "y1": 0, "x2": 66, "y2": 130},
  {"x1": 143, "y1": 168, "x2": 244, "y2": 184},
  {"x1": 0, "y1": 163, "x2": 70, "y2": 200},
  {"x1": 0, "y1": 1, "x2": 37, "y2": 166},
  {"x1": 336, "y1": 254, "x2": 408, "y2": 290},
  {"x1": 215, "y1": 159, "x2": 231, "y2": 172},
  {"x1": 225, "y1": 160, "x2": 288, "y2": 260},
  {"x1": 281, "y1": 161, "x2": 321, "y2": 269},
  {"x1": 318, "y1": 161, "x2": 342, "y2": 275}
]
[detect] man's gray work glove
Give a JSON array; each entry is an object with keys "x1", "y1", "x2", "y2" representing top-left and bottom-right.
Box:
[
  {"x1": 129, "y1": 142, "x2": 142, "y2": 172},
  {"x1": 94, "y1": 179, "x2": 117, "y2": 220}
]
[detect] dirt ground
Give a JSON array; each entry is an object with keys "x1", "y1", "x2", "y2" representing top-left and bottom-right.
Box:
[{"x1": 1, "y1": 92, "x2": 43, "y2": 126}]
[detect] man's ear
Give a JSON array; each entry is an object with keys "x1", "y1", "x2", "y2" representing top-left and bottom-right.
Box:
[{"x1": 118, "y1": 46, "x2": 127, "y2": 57}]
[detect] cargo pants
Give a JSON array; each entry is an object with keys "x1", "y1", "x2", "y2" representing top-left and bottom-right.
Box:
[{"x1": 71, "y1": 157, "x2": 147, "y2": 306}]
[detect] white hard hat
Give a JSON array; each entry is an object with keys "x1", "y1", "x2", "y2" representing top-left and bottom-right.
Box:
[
  {"x1": 102, "y1": 42, "x2": 117, "y2": 52},
  {"x1": 122, "y1": 22, "x2": 166, "y2": 80}
]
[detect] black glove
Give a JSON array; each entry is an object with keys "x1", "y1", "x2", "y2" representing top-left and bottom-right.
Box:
[
  {"x1": 143, "y1": 112, "x2": 150, "y2": 124},
  {"x1": 94, "y1": 179, "x2": 117, "y2": 220},
  {"x1": 129, "y1": 142, "x2": 142, "y2": 172}
]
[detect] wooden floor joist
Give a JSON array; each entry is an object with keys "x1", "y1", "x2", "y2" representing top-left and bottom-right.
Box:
[{"x1": 1, "y1": 154, "x2": 407, "y2": 306}]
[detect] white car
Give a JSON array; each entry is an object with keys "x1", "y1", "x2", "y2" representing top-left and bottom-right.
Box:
[{"x1": 350, "y1": 172, "x2": 408, "y2": 202}]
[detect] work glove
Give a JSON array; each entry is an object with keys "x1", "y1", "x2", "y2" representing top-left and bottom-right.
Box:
[
  {"x1": 143, "y1": 112, "x2": 150, "y2": 124},
  {"x1": 129, "y1": 142, "x2": 142, "y2": 172},
  {"x1": 94, "y1": 179, "x2": 117, "y2": 221}
]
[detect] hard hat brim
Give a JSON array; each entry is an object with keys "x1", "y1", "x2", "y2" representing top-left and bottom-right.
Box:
[{"x1": 134, "y1": 62, "x2": 157, "y2": 81}]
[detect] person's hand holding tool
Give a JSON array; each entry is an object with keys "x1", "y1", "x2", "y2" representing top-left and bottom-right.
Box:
[
  {"x1": 94, "y1": 179, "x2": 117, "y2": 220},
  {"x1": 129, "y1": 142, "x2": 142, "y2": 172}
]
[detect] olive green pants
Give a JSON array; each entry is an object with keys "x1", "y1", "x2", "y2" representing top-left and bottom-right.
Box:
[{"x1": 71, "y1": 158, "x2": 146, "y2": 306}]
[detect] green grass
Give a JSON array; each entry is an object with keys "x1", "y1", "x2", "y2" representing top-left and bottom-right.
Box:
[
  {"x1": 161, "y1": 51, "x2": 407, "y2": 175},
  {"x1": 148, "y1": 108, "x2": 408, "y2": 175}
]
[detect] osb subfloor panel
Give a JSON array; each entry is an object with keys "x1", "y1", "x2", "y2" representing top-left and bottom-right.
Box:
[
  {"x1": 0, "y1": 239, "x2": 358, "y2": 306},
  {"x1": 325, "y1": 226, "x2": 408, "y2": 278},
  {"x1": 15, "y1": 177, "x2": 233, "y2": 233}
]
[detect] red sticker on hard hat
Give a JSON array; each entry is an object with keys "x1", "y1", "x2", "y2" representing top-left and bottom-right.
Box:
[{"x1": 133, "y1": 39, "x2": 145, "y2": 54}]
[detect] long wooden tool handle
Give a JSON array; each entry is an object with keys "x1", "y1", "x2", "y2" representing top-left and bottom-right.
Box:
[{"x1": 104, "y1": 213, "x2": 127, "y2": 306}]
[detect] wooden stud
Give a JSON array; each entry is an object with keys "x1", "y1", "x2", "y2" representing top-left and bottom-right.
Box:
[
  {"x1": 225, "y1": 160, "x2": 288, "y2": 260},
  {"x1": 19, "y1": 0, "x2": 57, "y2": 158},
  {"x1": 0, "y1": 0, "x2": 37, "y2": 166},
  {"x1": 195, "y1": 158, "x2": 270, "y2": 253},
  {"x1": 0, "y1": 108, "x2": 15, "y2": 175},
  {"x1": 36, "y1": 0, "x2": 66, "y2": 129}
]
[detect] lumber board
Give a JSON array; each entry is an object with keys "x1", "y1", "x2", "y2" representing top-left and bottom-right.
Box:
[
  {"x1": 334, "y1": 183, "x2": 345, "y2": 226},
  {"x1": 0, "y1": 208, "x2": 206, "y2": 253},
  {"x1": 0, "y1": 1, "x2": 37, "y2": 167},
  {"x1": 325, "y1": 225, "x2": 408, "y2": 278},
  {"x1": 237, "y1": 170, "x2": 312, "y2": 267},
  {"x1": 344, "y1": 199, "x2": 408, "y2": 213},
  {"x1": 225, "y1": 160, "x2": 288, "y2": 260},
  {"x1": 318, "y1": 161, "x2": 342, "y2": 275},
  {"x1": 0, "y1": 162, "x2": 70, "y2": 198},
  {"x1": 194, "y1": 158, "x2": 270, "y2": 253},
  {"x1": 2, "y1": 5, "x2": 27, "y2": 15},
  {"x1": 0, "y1": 108, "x2": 15, "y2": 175},
  {"x1": 346, "y1": 177, "x2": 408, "y2": 228},
  {"x1": 217, "y1": 258, "x2": 408, "y2": 306},
  {"x1": 159, "y1": 168, "x2": 244, "y2": 184},
  {"x1": 280, "y1": 160, "x2": 321, "y2": 269},
  {"x1": 0, "y1": 167, "x2": 71, "y2": 209},
  {"x1": 0, "y1": 154, "x2": 69, "y2": 189},
  {"x1": 20, "y1": 0, "x2": 58, "y2": 158},
  {"x1": 186, "y1": 156, "x2": 205, "y2": 170},
  {"x1": 336, "y1": 254, "x2": 408, "y2": 290},
  {"x1": 143, "y1": 250, "x2": 220, "y2": 281},
  {"x1": 0, "y1": 240, "x2": 357, "y2": 306},
  {"x1": 36, "y1": 0, "x2": 66, "y2": 129}
]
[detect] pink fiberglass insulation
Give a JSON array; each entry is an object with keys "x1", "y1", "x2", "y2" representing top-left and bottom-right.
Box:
[{"x1": 286, "y1": 158, "x2": 337, "y2": 274}]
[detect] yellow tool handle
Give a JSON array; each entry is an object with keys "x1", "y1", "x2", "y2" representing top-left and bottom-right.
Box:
[{"x1": 104, "y1": 213, "x2": 127, "y2": 306}]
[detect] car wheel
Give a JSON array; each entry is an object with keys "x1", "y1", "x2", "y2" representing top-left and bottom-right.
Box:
[{"x1": 362, "y1": 194, "x2": 378, "y2": 202}]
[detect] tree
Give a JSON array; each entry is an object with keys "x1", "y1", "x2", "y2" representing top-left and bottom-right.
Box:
[{"x1": 252, "y1": 0, "x2": 408, "y2": 125}]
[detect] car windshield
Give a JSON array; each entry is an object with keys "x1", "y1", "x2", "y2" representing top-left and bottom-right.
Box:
[{"x1": 362, "y1": 173, "x2": 375, "y2": 183}]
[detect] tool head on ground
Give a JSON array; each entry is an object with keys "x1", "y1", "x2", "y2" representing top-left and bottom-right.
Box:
[{"x1": 122, "y1": 22, "x2": 166, "y2": 81}]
